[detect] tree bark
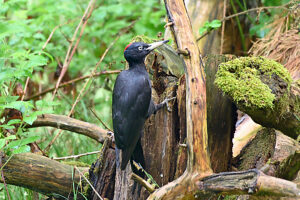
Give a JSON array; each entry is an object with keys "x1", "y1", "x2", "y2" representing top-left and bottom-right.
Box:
[
  {"x1": 205, "y1": 55, "x2": 237, "y2": 172},
  {"x1": 234, "y1": 128, "x2": 300, "y2": 181},
  {"x1": 148, "y1": 0, "x2": 212, "y2": 198},
  {"x1": 197, "y1": 169, "x2": 300, "y2": 197},
  {"x1": 88, "y1": 138, "x2": 116, "y2": 200},
  {"x1": 0, "y1": 153, "x2": 87, "y2": 199}
]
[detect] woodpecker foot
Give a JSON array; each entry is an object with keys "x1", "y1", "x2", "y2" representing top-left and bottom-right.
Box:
[
  {"x1": 177, "y1": 48, "x2": 190, "y2": 57},
  {"x1": 164, "y1": 21, "x2": 174, "y2": 28},
  {"x1": 107, "y1": 131, "x2": 115, "y2": 143},
  {"x1": 161, "y1": 96, "x2": 176, "y2": 112}
]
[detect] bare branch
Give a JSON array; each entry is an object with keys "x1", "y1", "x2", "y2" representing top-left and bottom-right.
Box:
[
  {"x1": 53, "y1": 150, "x2": 101, "y2": 161},
  {"x1": 52, "y1": 0, "x2": 96, "y2": 99},
  {"x1": 24, "y1": 70, "x2": 120, "y2": 101},
  {"x1": 25, "y1": 114, "x2": 112, "y2": 144}
]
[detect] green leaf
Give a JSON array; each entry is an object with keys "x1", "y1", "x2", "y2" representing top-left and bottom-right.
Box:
[
  {"x1": 23, "y1": 110, "x2": 44, "y2": 125},
  {"x1": 12, "y1": 145, "x2": 30, "y2": 154},
  {"x1": 0, "y1": 96, "x2": 19, "y2": 104},
  {"x1": 6, "y1": 136, "x2": 39, "y2": 149},
  {"x1": 7, "y1": 119, "x2": 22, "y2": 125},
  {"x1": 0, "y1": 125, "x2": 15, "y2": 129},
  {"x1": 5, "y1": 135, "x2": 17, "y2": 140},
  {"x1": 0, "y1": 139, "x2": 6, "y2": 150},
  {"x1": 0, "y1": 135, "x2": 16, "y2": 150},
  {"x1": 210, "y1": 20, "x2": 221, "y2": 28},
  {"x1": 199, "y1": 27, "x2": 207, "y2": 35}
]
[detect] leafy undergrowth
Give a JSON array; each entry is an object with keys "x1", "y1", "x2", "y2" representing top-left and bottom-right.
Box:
[{"x1": 0, "y1": 0, "x2": 165, "y2": 199}]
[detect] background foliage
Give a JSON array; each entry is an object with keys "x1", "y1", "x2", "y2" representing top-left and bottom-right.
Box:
[{"x1": 0, "y1": 0, "x2": 165, "y2": 199}]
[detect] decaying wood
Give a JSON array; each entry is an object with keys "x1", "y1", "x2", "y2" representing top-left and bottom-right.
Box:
[
  {"x1": 148, "y1": 0, "x2": 212, "y2": 198},
  {"x1": 234, "y1": 128, "x2": 300, "y2": 181},
  {"x1": 165, "y1": 0, "x2": 211, "y2": 175},
  {"x1": 26, "y1": 114, "x2": 111, "y2": 143},
  {"x1": 142, "y1": 76, "x2": 178, "y2": 186},
  {"x1": 197, "y1": 169, "x2": 300, "y2": 197},
  {"x1": 0, "y1": 153, "x2": 88, "y2": 198},
  {"x1": 205, "y1": 55, "x2": 237, "y2": 172},
  {"x1": 174, "y1": 75, "x2": 187, "y2": 179},
  {"x1": 88, "y1": 138, "x2": 116, "y2": 200}
]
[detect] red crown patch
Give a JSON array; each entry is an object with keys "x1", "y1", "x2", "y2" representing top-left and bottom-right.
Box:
[{"x1": 124, "y1": 43, "x2": 132, "y2": 51}]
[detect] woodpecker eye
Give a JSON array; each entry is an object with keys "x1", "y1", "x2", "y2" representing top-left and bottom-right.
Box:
[{"x1": 138, "y1": 46, "x2": 143, "y2": 51}]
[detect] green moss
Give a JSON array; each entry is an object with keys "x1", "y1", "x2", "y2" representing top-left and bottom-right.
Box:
[
  {"x1": 82, "y1": 172, "x2": 90, "y2": 196},
  {"x1": 215, "y1": 57, "x2": 292, "y2": 109},
  {"x1": 131, "y1": 35, "x2": 155, "y2": 43}
]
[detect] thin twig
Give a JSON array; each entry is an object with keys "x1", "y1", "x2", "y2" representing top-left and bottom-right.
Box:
[
  {"x1": 53, "y1": 150, "x2": 101, "y2": 161},
  {"x1": 74, "y1": 166, "x2": 103, "y2": 200},
  {"x1": 44, "y1": 21, "x2": 136, "y2": 152},
  {"x1": 52, "y1": 0, "x2": 96, "y2": 100},
  {"x1": 220, "y1": 0, "x2": 227, "y2": 54},
  {"x1": 196, "y1": 2, "x2": 293, "y2": 42},
  {"x1": 21, "y1": 19, "x2": 76, "y2": 101},
  {"x1": 24, "y1": 70, "x2": 120, "y2": 100},
  {"x1": 90, "y1": 108, "x2": 112, "y2": 132},
  {"x1": 44, "y1": 38, "x2": 117, "y2": 152}
]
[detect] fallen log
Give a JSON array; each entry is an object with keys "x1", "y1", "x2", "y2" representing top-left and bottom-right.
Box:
[{"x1": 0, "y1": 153, "x2": 88, "y2": 199}]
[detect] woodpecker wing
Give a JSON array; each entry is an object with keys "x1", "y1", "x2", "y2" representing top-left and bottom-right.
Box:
[{"x1": 112, "y1": 70, "x2": 151, "y2": 169}]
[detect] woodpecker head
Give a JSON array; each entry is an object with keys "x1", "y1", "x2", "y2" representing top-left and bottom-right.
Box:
[{"x1": 124, "y1": 40, "x2": 169, "y2": 64}]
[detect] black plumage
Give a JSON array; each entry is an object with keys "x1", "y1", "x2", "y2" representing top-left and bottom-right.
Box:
[{"x1": 112, "y1": 40, "x2": 168, "y2": 170}]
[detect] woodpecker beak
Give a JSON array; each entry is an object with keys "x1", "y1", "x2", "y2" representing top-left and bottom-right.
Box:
[{"x1": 146, "y1": 40, "x2": 169, "y2": 51}]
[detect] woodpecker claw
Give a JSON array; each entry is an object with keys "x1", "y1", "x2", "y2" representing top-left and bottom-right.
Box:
[
  {"x1": 164, "y1": 22, "x2": 174, "y2": 28},
  {"x1": 162, "y1": 96, "x2": 176, "y2": 112},
  {"x1": 107, "y1": 131, "x2": 115, "y2": 143}
]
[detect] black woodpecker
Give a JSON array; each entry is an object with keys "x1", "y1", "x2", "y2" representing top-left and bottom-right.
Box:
[{"x1": 112, "y1": 40, "x2": 171, "y2": 171}]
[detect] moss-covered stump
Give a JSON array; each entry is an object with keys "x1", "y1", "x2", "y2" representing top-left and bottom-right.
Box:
[{"x1": 215, "y1": 57, "x2": 300, "y2": 139}]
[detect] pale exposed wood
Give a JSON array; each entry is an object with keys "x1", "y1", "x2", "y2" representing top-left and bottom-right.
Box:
[
  {"x1": 164, "y1": 0, "x2": 211, "y2": 175},
  {"x1": 233, "y1": 115, "x2": 262, "y2": 157},
  {"x1": 0, "y1": 153, "x2": 87, "y2": 198},
  {"x1": 26, "y1": 114, "x2": 111, "y2": 143}
]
